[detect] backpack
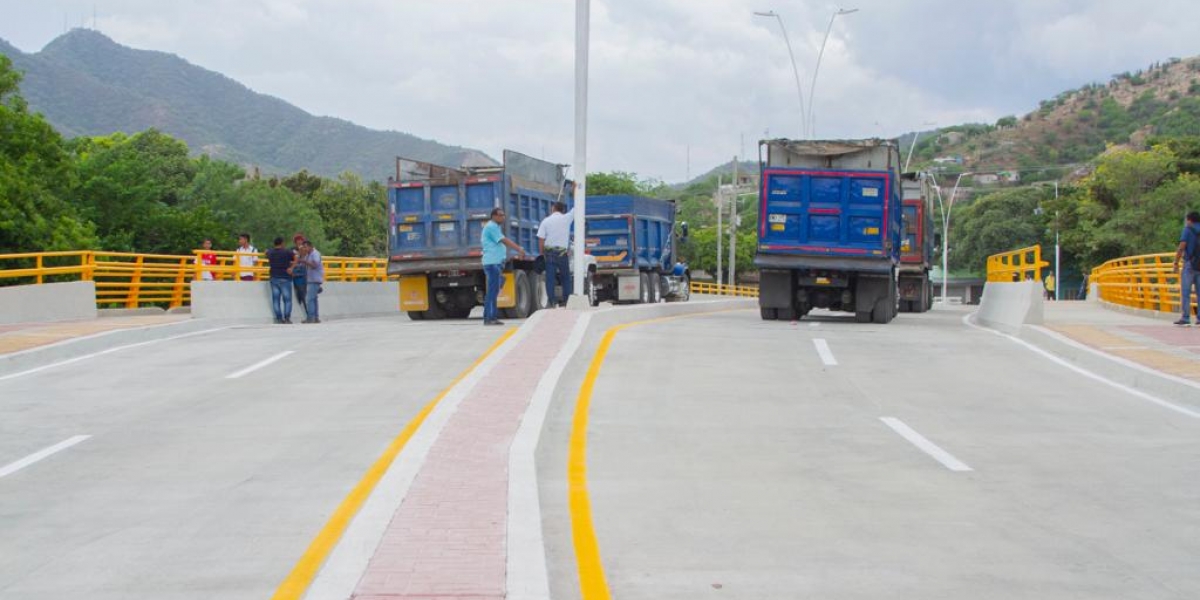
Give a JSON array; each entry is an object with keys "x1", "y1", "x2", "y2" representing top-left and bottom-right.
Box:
[{"x1": 1190, "y1": 224, "x2": 1200, "y2": 271}]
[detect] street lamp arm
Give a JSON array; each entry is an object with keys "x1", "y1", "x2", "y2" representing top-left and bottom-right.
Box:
[
  {"x1": 755, "y1": 10, "x2": 808, "y2": 138},
  {"x1": 808, "y1": 7, "x2": 857, "y2": 138}
]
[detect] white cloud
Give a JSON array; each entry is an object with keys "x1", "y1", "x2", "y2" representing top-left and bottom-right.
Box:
[{"x1": 2, "y1": 0, "x2": 1199, "y2": 181}]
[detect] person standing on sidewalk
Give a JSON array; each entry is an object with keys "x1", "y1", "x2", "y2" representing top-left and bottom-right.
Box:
[
  {"x1": 266, "y1": 237, "x2": 294, "y2": 324},
  {"x1": 537, "y1": 201, "x2": 574, "y2": 307},
  {"x1": 1173, "y1": 211, "x2": 1200, "y2": 326},
  {"x1": 481, "y1": 207, "x2": 526, "y2": 326},
  {"x1": 289, "y1": 233, "x2": 308, "y2": 320},
  {"x1": 1043, "y1": 272, "x2": 1056, "y2": 301},
  {"x1": 299, "y1": 240, "x2": 325, "y2": 323},
  {"x1": 236, "y1": 233, "x2": 258, "y2": 281}
]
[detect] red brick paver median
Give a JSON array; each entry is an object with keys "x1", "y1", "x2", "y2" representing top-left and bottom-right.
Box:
[{"x1": 351, "y1": 310, "x2": 579, "y2": 599}]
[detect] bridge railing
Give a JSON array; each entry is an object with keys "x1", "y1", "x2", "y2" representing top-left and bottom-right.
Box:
[
  {"x1": 986, "y1": 245, "x2": 1048, "y2": 282},
  {"x1": 690, "y1": 281, "x2": 759, "y2": 297},
  {"x1": 0, "y1": 250, "x2": 389, "y2": 309},
  {"x1": 1089, "y1": 253, "x2": 1191, "y2": 315}
]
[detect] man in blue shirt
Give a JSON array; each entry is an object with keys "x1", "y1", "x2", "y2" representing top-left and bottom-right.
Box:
[
  {"x1": 1174, "y1": 211, "x2": 1200, "y2": 325},
  {"x1": 482, "y1": 207, "x2": 526, "y2": 326}
]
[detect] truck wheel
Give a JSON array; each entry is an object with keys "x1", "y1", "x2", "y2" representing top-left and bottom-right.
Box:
[
  {"x1": 855, "y1": 310, "x2": 872, "y2": 323},
  {"x1": 760, "y1": 307, "x2": 777, "y2": 320},
  {"x1": 639, "y1": 273, "x2": 650, "y2": 304},
  {"x1": 586, "y1": 272, "x2": 599, "y2": 307},
  {"x1": 407, "y1": 311, "x2": 425, "y2": 321},
  {"x1": 777, "y1": 306, "x2": 798, "y2": 321},
  {"x1": 648, "y1": 273, "x2": 661, "y2": 303},
  {"x1": 532, "y1": 272, "x2": 549, "y2": 312},
  {"x1": 504, "y1": 270, "x2": 534, "y2": 319},
  {"x1": 872, "y1": 281, "x2": 896, "y2": 324}
]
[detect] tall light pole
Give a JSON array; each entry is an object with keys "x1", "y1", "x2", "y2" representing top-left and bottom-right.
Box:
[
  {"x1": 716, "y1": 175, "x2": 724, "y2": 287},
  {"x1": 754, "y1": 10, "x2": 808, "y2": 138},
  {"x1": 1054, "y1": 181, "x2": 1061, "y2": 301},
  {"x1": 730, "y1": 157, "x2": 739, "y2": 287},
  {"x1": 570, "y1": 0, "x2": 590, "y2": 306},
  {"x1": 936, "y1": 172, "x2": 972, "y2": 303},
  {"x1": 903, "y1": 121, "x2": 937, "y2": 173},
  {"x1": 809, "y1": 8, "x2": 857, "y2": 138}
]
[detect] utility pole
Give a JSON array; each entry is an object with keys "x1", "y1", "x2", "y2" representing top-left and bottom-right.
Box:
[
  {"x1": 1054, "y1": 181, "x2": 1061, "y2": 301},
  {"x1": 569, "y1": 0, "x2": 590, "y2": 306},
  {"x1": 730, "y1": 156, "x2": 739, "y2": 287},
  {"x1": 716, "y1": 175, "x2": 723, "y2": 287}
]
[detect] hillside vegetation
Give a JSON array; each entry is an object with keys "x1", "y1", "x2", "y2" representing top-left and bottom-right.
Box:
[{"x1": 0, "y1": 29, "x2": 493, "y2": 180}]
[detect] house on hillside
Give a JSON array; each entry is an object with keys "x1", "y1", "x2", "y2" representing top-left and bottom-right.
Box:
[
  {"x1": 932, "y1": 155, "x2": 964, "y2": 165},
  {"x1": 974, "y1": 173, "x2": 1000, "y2": 186},
  {"x1": 997, "y1": 170, "x2": 1021, "y2": 183}
]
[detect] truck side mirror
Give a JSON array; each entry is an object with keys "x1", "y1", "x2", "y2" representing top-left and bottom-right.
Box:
[{"x1": 679, "y1": 222, "x2": 690, "y2": 242}]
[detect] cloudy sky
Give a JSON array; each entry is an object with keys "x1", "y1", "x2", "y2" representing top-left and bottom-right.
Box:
[{"x1": 2, "y1": 0, "x2": 1199, "y2": 182}]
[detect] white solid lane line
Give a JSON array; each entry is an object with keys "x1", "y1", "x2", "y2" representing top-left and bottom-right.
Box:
[
  {"x1": 0, "y1": 327, "x2": 231, "y2": 383},
  {"x1": 813, "y1": 338, "x2": 838, "y2": 366},
  {"x1": 0, "y1": 435, "x2": 92, "y2": 479},
  {"x1": 226, "y1": 350, "x2": 294, "y2": 379},
  {"x1": 880, "y1": 417, "x2": 973, "y2": 472}
]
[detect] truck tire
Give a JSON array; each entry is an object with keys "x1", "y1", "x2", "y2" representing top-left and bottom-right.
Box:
[
  {"x1": 777, "y1": 306, "x2": 798, "y2": 321},
  {"x1": 855, "y1": 310, "x2": 872, "y2": 323},
  {"x1": 532, "y1": 272, "x2": 549, "y2": 312},
  {"x1": 648, "y1": 273, "x2": 661, "y2": 303},
  {"x1": 586, "y1": 272, "x2": 600, "y2": 307},
  {"x1": 760, "y1": 307, "x2": 777, "y2": 320},
  {"x1": 503, "y1": 270, "x2": 534, "y2": 319},
  {"x1": 872, "y1": 279, "x2": 897, "y2": 324},
  {"x1": 639, "y1": 273, "x2": 650, "y2": 304},
  {"x1": 407, "y1": 311, "x2": 425, "y2": 321}
]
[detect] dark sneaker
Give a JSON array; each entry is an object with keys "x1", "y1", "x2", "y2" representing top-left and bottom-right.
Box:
[{"x1": 1173, "y1": 318, "x2": 1191, "y2": 326}]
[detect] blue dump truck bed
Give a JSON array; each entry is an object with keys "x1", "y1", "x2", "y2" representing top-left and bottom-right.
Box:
[
  {"x1": 387, "y1": 150, "x2": 572, "y2": 321},
  {"x1": 755, "y1": 139, "x2": 903, "y2": 324},
  {"x1": 757, "y1": 168, "x2": 901, "y2": 268},
  {"x1": 584, "y1": 195, "x2": 676, "y2": 271},
  {"x1": 388, "y1": 150, "x2": 570, "y2": 274}
]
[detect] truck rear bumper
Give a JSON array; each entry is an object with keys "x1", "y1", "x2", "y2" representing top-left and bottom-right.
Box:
[
  {"x1": 754, "y1": 253, "x2": 894, "y2": 274},
  {"x1": 388, "y1": 258, "x2": 486, "y2": 277}
]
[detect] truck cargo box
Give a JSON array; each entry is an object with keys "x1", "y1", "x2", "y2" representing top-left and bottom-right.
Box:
[
  {"x1": 757, "y1": 139, "x2": 902, "y2": 270},
  {"x1": 388, "y1": 150, "x2": 570, "y2": 275},
  {"x1": 585, "y1": 195, "x2": 677, "y2": 271}
]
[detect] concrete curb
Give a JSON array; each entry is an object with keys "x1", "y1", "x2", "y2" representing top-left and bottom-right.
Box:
[
  {"x1": 1018, "y1": 323, "x2": 1200, "y2": 406},
  {"x1": 0, "y1": 318, "x2": 234, "y2": 379}
]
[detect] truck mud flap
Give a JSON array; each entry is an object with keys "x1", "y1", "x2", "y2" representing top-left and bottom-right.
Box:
[{"x1": 759, "y1": 269, "x2": 794, "y2": 309}]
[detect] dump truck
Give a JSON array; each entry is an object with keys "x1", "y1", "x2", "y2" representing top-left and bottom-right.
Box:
[
  {"x1": 754, "y1": 138, "x2": 902, "y2": 323},
  {"x1": 387, "y1": 150, "x2": 578, "y2": 320},
  {"x1": 584, "y1": 194, "x2": 691, "y2": 305},
  {"x1": 898, "y1": 172, "x2": 935, "y2": 313}
]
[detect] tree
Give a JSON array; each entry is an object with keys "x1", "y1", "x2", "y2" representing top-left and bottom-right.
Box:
[
  {"x1": 211, "y1": 180, "x2": 328, "y2": 254},
  {"x1": 585, "y1": 171, "x2": 666, "y2": 196},
  {"x1": 308, "y1": 172, "x2": 387, "y2": 256},
  {"x1": 0, "y1": 54, "x2": 96, "y2": 253},
  {"x1": 947, "y1": 187, "x2": 1045, "y2": 273}
]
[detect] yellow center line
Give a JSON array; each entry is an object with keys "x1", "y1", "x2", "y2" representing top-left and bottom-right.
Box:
[
  {"x1": 569, "y1": 310, "x2": 741, "y2": 600},
  {"x1": 271, "y1": 327, "x2": 518, "y2": 600}
]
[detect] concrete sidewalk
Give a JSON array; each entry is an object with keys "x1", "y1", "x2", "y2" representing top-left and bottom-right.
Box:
[
  {"x1": 0, "y1": 315, "x2": 190, "y2": 356},
  {"x1": 1039, "y1": 302, "x2": 1200, "y2": 384}
]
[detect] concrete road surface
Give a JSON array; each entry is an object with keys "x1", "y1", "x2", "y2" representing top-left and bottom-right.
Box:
[
  {"x1": 0, "y1": 317, "x2": 508, "y2": 600},
  {"x1": 541, "y1": 305, "x2": 1200, "y2": 600}
]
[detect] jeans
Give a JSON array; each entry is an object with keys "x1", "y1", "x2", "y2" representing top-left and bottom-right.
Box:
[
  {"x1": 306, "y1": 282, "x2": 321, "y2": 320},
  {"x1": 293, "y1": 276, "x2": 308, "y2": 317},
  {"x1": 483, "y1": 264, "x2": 502, "y2": 322},
  {"x1": 544, "y1": 252, "x2": 571, "y2": 306},
  {"x1": 1182, "y1": 264, "x2": 1200, "y2": 321},
  {"x1": 270, "y1": 278, "x2": 292, "y2": 321}
]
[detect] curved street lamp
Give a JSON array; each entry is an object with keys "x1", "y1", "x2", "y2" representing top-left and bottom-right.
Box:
[
  {"x1": 809, "y1": 8, "x2": 858, "y2": 138},
  {"x1": 930, "y1": 171, "x2": 973, "y2": 303},
  {"x1": 754, "y1": 10, "x2": 808, "y2": 138}
]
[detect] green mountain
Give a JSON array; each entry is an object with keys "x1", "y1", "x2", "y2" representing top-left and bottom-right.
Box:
[
  {"x1": 0, "y1": 29, "x2": 495, "y2": 180},
  {"x1": 905, "y1": 56, "x2": 1200, "y2": 179}
]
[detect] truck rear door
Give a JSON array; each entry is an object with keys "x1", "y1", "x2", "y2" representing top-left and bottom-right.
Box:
[
  {"x1": 390, "y1": 183, "x2": 432, "y2": 258},
  {"x1": 758, "y1": 169, "x2": 892, "y2": 258}
]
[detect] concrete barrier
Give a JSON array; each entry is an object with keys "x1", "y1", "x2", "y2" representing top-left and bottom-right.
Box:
[
  {"x1": 190, "y1": 281, "x2": 400, "y2": 321},
  {"x1": 975, "y1": 281, "x2": 1043, "y2": 334},
  {"x1": 0, "y1": 281, "x2": 97, "y2": 324}
]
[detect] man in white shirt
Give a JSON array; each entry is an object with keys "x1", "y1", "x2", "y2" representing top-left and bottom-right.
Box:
[
  {"x1": 537, "y1": 201, "x2": 574, "y2": 307},
  {"x1": 236, "y1": 233, "x2": 258, "y2": 281}
]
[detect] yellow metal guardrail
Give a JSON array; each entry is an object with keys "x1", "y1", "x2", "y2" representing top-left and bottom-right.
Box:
[
  {"x1": 0, "y1": 250, "x2": 388, "y2": 309},
  {"x1": 1089, "y1": 252, "x2": 1193, "y2": 315},
  {"x1": 986, "y1": 245, "x2": 1049, "y2": 283},
  {"x1": 690, "y1": 281, "x2": 759, "y2": 297}
]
